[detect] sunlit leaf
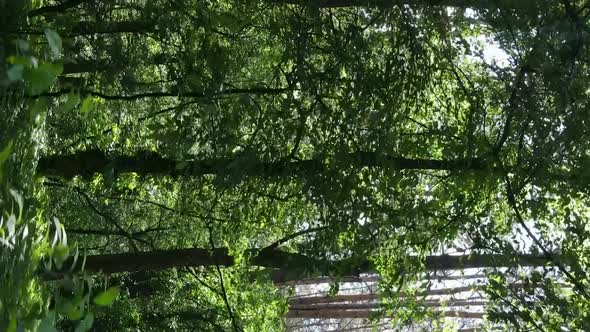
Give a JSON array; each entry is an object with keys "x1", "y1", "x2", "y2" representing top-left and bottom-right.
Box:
[
  {"x1": 79, "y1": 97, "x2": 94, "y2": 114},
  {"x1": 0, "y1": 140, "x2": 13, "y2": 166},
  {"x1": 93, "y1": 286, "x2": 120, "y2": 306},
  {"x1": 68, "y1": 309, "x2": 84, "y2": 321},
  {"x1": 44, "y1": 28, "x2": 62, "y2": 58},
  {"x1": 58, "y1": 91, "x2": 81, "y2": 112},
  {"x1": 7, "y1": 318, "x2": 16, "y2": 332},
  {"x1": 24, "y1": 63, "x2": 63, "y2": 94},
  {"x1": 52, "y1": 244, "x2": 70, "y2": 269},
  {"x1": 7, "y1": 55, "x2": 35, "y2": 67},
  {"x1": 28, "y1": 98, "x2": 48, "y2": 117},
  {"x1": 6, "y1": 214, "x2": 16, "y2": 238}
]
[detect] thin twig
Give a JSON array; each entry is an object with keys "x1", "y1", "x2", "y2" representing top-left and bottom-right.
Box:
[
  {"x1": 261, "y1": 226, "x2": 328, "y2": 252},
  {"x1": 73, "y1": 187, "x2": 140, "y2": 252},
  {"x1": 206, "y1": 225, "x2": 241, "y2": 332},
  {"x1": 493, "y1": 68, "x2": 525, "y2": 155},
  {"x1": 501, "y1": 165, "x2": 590, "y2": 300},
  {"x1": 186, "y1": 267, "x2": 221, "y2": 296}
]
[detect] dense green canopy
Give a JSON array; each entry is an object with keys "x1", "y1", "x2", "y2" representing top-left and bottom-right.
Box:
[{"x1": 1, "y1": 0, "x2": 589, "y2": 331}]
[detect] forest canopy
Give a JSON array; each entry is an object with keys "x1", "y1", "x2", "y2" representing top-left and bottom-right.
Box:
[{"x1": 1, "y1": 0, "x2": 589, "y2": 331}]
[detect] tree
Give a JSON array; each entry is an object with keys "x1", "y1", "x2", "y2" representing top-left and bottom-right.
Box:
[
  {"x1": 43, "y1": 246, "x2": 553, "y2": 280},
  {"x1": 3, "y1": 0, "x2": 590, "y2": 330}
]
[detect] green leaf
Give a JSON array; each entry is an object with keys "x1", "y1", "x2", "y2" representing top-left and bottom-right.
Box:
[
  {"x1": 328, "y1": 282, "x2": 339, "y2": 296},
  {"x1": 28, "y1": 98, "x2": 48, "y2": 117},
  {"x1": 79, "y1": 97, "x2": 94, "y2": 114},
  {"x1": 93, "y1": 286, "x2": 120, "y2": 306},
  {"x1": 74, "y1": 313, "x2": 94, "y2": 332},
  {"x1": 7, "y1": 55, "x2": 35, "y2": 67},
  {"x1": 0, "y1": 140, "x2": 13, "y2": 167},
  {"x1": 7, "y1": 65, "x2": 24, "y2": 81},
  {"x1": 68, "y1": 309, "x2": 84, "y2": 321},
  {"x1": 7, "y1": 317, "x2": 16, "y2": 332},
  {"x1": 44, "y1": 28, "x2": 62, "y2": 58},
  {"x1": 59, "y1": 91, "x2": 81, "y2": 112},
  {"x1": 15, "y1": 39, "x2": 29, "y2": 52},
  {"x1": 176, "y1": 161, "x2": 188, "y2": 171},
  {"x1": 24, "y1": 63, "x2": 63, "y2": 94},
  {"x1": 0, "y1": 141, "x2": 12, "y2": 182},
  {"x1": 38, "y1": 312, "x2": 58, "y2": 332},
  {"x1": 56, "y1": 299, "x2": 75, "y2": 314},
  {"x1": 52, "y1": 244, "x2": 70, "y2": 268}
]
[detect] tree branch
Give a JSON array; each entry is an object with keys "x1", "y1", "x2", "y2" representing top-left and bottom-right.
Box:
[
  {"x1": 27, "y1": 86, "x2": 289, "y2": 101},
  {"x1": 37, "y1": 149, "x2": 488, "y2": 179},
  {"x1": 493, "y1": 68, "x2": 526, "y2": 155},
  {"x1": 74, "y1": 187, "x2": 140, "y2": 252},
  {"x1": 261, "y1": 226, "x2": 328, "y2": 252}
]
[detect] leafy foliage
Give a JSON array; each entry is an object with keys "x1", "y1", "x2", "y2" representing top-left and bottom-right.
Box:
[{"x1": 2, "y1": 0, "x2": 590, "y2": 331}]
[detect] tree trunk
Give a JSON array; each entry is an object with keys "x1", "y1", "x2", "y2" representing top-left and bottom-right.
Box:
[
  {"x1": 289, "y1": 286, "x2": 484, "y2": 306},
  {"x1": 290, "y1": 294, "x2": 376, "y2": 306},
  {"x1": 65, "y1": 227, "x2": 162, "y2": 238},
  {"x1": 29, "y1": 85, "x2": 288, "y2": 100},
  {"x1": 275, "y1": 0, "x2": 540, "y2": 11},
  {"x1": 28, "y1": 0, "x2": 540, "y2": 18},
  {"x1": 41, "y1": 245, "x2": 552, "y2": 281},
  {"x1": 36, "y1": 149, "x2": 486, "y2": 179},
  {"x1": 70, "y1": 21, "x2": 154, "y2": 36},
  {"x1": 266, "y1": 252, "x2": 553, "y2": 283},
  {"x1": 286, "y1": 308, "x2": 484, "y2": 319},
  {"x1": 116, "y1": 271, "x2": 162, "y2": 298},
  {"x1": 43, "y1": 247, "x2": 321, "y2": 278},
  {"x1": 62, "y1": 58, "x2": 113, "y2": 75},
  {"x1": 278, "y1": 274, "x2": 381, "y2": 286},
  {"x1": 291, "y1": 302, "x2": 378, "y2": 310},
  {"x1": 289, "y1": 300, "x2": 488, "y2": 310},
  {"x1": 288, "y1": 284, "x2": 526, "y2": 306}
]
